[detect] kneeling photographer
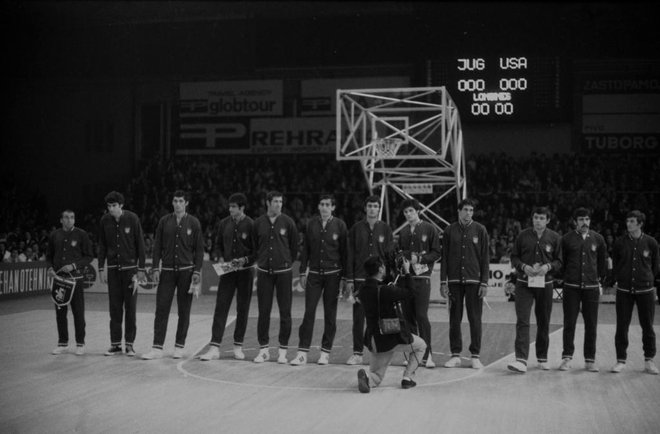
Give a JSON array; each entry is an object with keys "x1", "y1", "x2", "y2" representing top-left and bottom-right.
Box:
[{"x1": 356, "y1": 255, "x2": 427, "y2": 393}]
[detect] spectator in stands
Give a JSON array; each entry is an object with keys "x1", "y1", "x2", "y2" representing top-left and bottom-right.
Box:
[{"x1": 6, "y1": 248, "x2": 19, "y2": 263}]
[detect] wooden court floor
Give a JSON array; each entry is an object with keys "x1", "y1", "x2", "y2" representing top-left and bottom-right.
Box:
[{"x1": 1, "y1": 292, "x2": 659, "y2": 434}]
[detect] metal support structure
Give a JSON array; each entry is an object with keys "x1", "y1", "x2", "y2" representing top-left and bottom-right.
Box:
[{"x1": 336, "y1": 86, "x2": 467, "y2": 234}]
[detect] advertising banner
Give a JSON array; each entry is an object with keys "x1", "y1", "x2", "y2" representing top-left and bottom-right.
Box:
[
  {"x1": 579, "y1": 75, "x2": 660, "y2": 153},
  {"x1": 250, "y1": 117, "x2": 336, "y2": 153},
  {"x1": 0, "y1": 262, "x2": 52, "y2": 299},
  {"x1": 178, "y1": 80, "x2": 283, "y2": 154}
]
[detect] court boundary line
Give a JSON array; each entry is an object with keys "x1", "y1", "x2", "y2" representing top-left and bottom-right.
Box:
[{"x1": 176, "y1": 322, "x2": 565, "y2": 391}]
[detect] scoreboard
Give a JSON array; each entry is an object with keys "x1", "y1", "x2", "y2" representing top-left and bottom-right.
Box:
[{"x1": 428, "y1": 56, "x2": 566, "y2": 122}]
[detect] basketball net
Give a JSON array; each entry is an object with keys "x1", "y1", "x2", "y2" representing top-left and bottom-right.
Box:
[{"x1": 373, "y1": 138, "x2": 403, "y2": 158}]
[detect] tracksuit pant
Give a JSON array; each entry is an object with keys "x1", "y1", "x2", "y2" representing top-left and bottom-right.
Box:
[
  {"x1": 409, "y1": 277, "x2": 432, "y2": 360},
  {"x1": 209, "y1": 268, "x2": 254, "y2": 347},
  {"x1": 615, "y1": 290, "x2": 656, "y2": 362},
  {"x1": 256, "y1": 270, "x2": 292, "y2": 349},
  {"x1": 297, "y1": 272, "x2": 340, "y2": 353},
  {"x1": 152, "y1": 270, "x2": 193, "y2": 349},
  {"x1": 514, "y1": 282, "x2": 554, "y2": 364},
  {"x1": 448, "y1": 283, "x2": 483, "y2": 358},
  {"x1": 352, "y1": 281, "x2": 366, "y2": 355},
  {"x1": 55, "y1": 278, "x2": 85, "y2": 346},
  {"x1": 562, "y1": 286, "x2": 600, "y2": 362},
  {"x1": 108, "y1": 269, "x2": 138, "y2": 346}
]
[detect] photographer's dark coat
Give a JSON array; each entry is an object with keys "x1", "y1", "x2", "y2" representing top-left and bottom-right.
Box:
[{"x1": 361, "y1": 274, "x2": 414, "y2": 352}]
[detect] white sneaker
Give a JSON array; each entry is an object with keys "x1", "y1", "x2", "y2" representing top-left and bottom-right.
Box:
[
  {"x1": 346, "y1": 354, "x2": 363, "y2": 365},
  {"x1": 253, "y1": 349, "x2": 270, "y2": 363},
  {"x1": 471, "y1": 358, "x2": 483, "y2": 369},
  {"x1": 585, "y1": 362, "x2": 599, "y2": 372},
  {"x1": 52, "y1": 346, "x2": 68, "y2": 355},
  {"x1": 277, "y1": 348, "x2": 288, "y2": 364},
  {"x1": 538, "y1": 361, "x2": 550, "y2": 371},
  {"x1": 317, "y1": 352, "x2": 330, "y2": 365},
  {"x1": 173, "y1": 347, "x2": 185, "y2": 359},
  {"x1": 444, "y1": 356, "x2": 462, "y2": 368},
  {"x1": 75, "y1": 345, "x2": 85, "y2": 356},
  {"x1": 645, "y1": 360, "x2": 659, "y2": 375},
  {"x1": 141, "y1": 348, "x2": 163, "y2": 360},
  {"x1": 425, "y1": 357, "x2": 436, "y2": 369},
  {"x1": 507, "y1": 360, "x2": 527, "y2": 373},
  {"x1": 233, "y1": 346, "x2": 245, "y2": 360},
  {"x1": 559, "y1": 358, "x2": 571, "y2": 371},
  {"x1": 200, "y1": 346, "x2": 220, "y2": 361},
  {"x1": 290, "y1": 351, "x2": 307, "y2": 366},
  {"x1": 611, "y1": 362, "x2": 625, "y2": 373}
]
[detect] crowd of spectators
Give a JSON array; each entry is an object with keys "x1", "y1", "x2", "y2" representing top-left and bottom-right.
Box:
[{"x1": 2, "y1": 152, "x2": 659, "y2": 268}]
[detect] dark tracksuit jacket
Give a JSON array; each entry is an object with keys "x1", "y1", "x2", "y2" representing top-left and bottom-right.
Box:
[
  {"x1": 511, "y1": 227, "x2": 562, "y2": 286},
  {"x1": 612, "y1": 233, "x2": 660, "y2": 294},
  {"x1": 98, "y1": 210, "x2": 146, "y2": 272},
  {"x1": 252, "y1": 213, "x2": 299, "y2": 273},
  {"x1": 561, "y1": 230, "x2": 608, "y2": 289},
  {"x1": 152, "y1": 213, "x2": 204, "y2": 273},
  {"x1": 440, "y1": 220, "x2": 490, "y2": 286},
  {"x1": 47, "y1": 227, "x2": 94, "y2": 280},
  {"x1": 362, "y1": 275, "x2": 414, "y2": 352},
  {"x1": 397, "y1": 220, "x2": 442, "y2": 279},
  {"x1": 346, "y1": 220, "x2": 394, "y2": 284},
  {"x1": 299, "y1": 216, "x2": 348, "y2": 277},
  {"x1": 213, "y1": 214, "x2": 255, "y2": 264}
]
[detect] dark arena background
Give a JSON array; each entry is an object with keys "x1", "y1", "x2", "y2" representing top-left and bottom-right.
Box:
[{"x1": 1, "y1": 2, "x2": 659, "y2": 433}]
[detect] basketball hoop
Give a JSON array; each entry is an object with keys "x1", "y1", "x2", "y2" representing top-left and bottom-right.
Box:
[{"x1": 373, "y1": 138, "x2": 403, "y2": 158}]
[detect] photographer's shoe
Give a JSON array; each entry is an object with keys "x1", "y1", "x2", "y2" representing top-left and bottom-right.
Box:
[
  {"x1": 444, "y1": 356, "x2": 462, "y2": 368},
  {"x1": 401, "y1": 378, "x2": 417, "y2": 389},
  {"x1": 538, "y1": 361, "x2": 550, "y2": 371},
  {"x1": 200, "y1": 346, "x2": 220, "y2": 361},
  {"x1": 357, "y1": 369, "x2": 370, "y2": 393},
  {"x1": 75, "y1": 345, "x2": 85, "y2": 356},
  {"x1": 290, "y1": 352, "x2": 307, "y2": 366},
  {"x1": 471, "y1": 358, "x2": 483, "y2": 369},
  {"x1": 346, "y1": 354, "x2": 363, "y2": 365}
]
